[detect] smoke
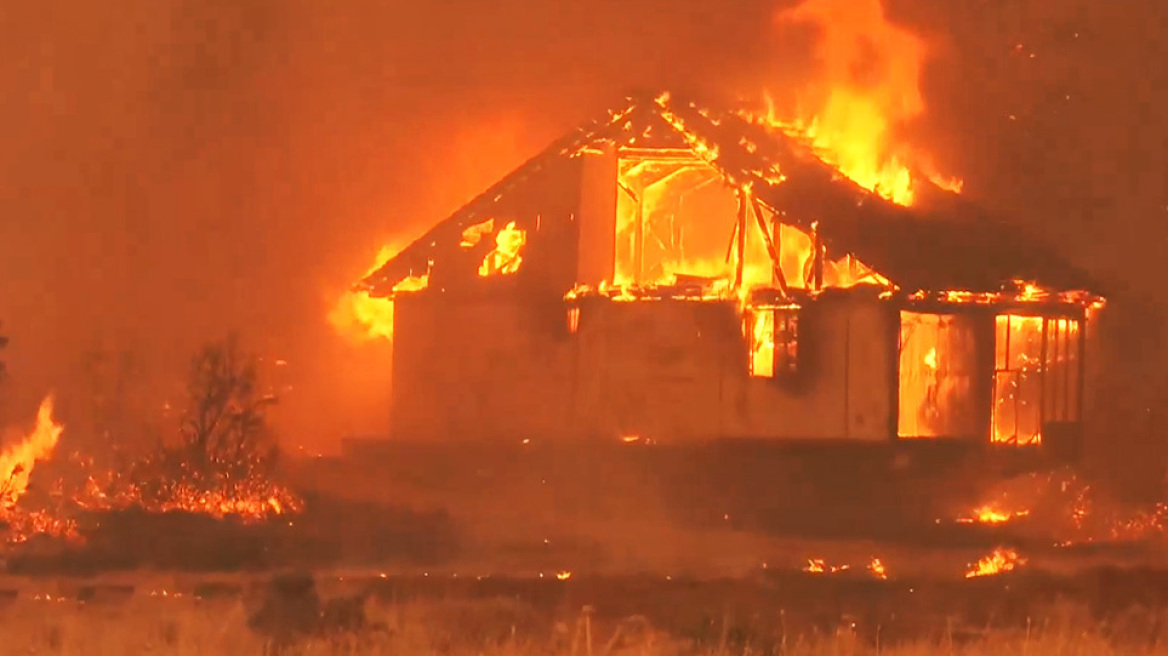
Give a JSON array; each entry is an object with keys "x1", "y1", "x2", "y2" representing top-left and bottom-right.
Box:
[{"x1": 1, "y1": 0, "x2": 1166, "y2": 464}]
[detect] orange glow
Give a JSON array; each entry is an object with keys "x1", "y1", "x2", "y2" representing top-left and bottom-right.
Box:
[
  {"x1": 764, "y1": 0, "x2": 961, "y2": 206},
  {"x1": 478, "y1": 221, "x2": 526, "y2": 276},
  {"x1": 329, "y1": 243, "x2": 429, "y2": 342},
  {"x1": 965, "y1": 547, "x2": 1025, "y2": 578},
  {"x1": 0, "y1": 396, "x2": 63, "y2": 507}
]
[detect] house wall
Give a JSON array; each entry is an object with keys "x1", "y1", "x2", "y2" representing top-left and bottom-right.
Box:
[
  {"x1": 391, "y1": 290, "x2": 574, "y2": 440},
  {"x1": 390, "y1": 290, "x2": 897, "y2": 442}
]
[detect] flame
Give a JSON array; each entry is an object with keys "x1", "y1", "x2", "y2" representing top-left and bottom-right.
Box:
[
  {"x1": 867, "y1": 557, "x2": 888, "y2": 580},
  {"x1": 767, "y1": 0, "x2": 960, "y2": 206},
  {"x1": 958, "y1": 504, "x2": 1031, "y2": 525},
  {"x1": 965, "y1": 547, "x2": 1025, "y2": 578},
  {"x1": 329, "y1": 244, "x2": 429, "y2": 342},
  {"x1": 478, "y1": 221, "x2": 526, "y2": 276},
  {"x1": 0, "y1": 396, "x2": 64, "y2": 508},
  {"x1": 923, "y1": 346, "x2": 937, "y2": 370},
  {"x1": 555, "y1": 571, "x2": 572, "y2": 581},
  {"x1": 803, "y1": 558, "x2": 849, "y2": 574}
]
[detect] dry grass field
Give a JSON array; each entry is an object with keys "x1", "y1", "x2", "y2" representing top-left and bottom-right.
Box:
[{"x1": 2, "y1": 592, "x2": 1168, "y2": 655}]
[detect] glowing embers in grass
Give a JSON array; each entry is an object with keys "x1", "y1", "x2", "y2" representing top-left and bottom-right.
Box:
[
  {"x1": 956, "y1": 503, "x2": 1031, "y2": 525},
  {"x1": 965, "y1": 547, "x2": 1025, "y2": 578},
  {"x1": 802, "y1": 557, "x2": 890, "y2": 580},
  {"x1": 478, "y1": 221, "x2": 526, "y2": 277},
  {"x1": 803, "y1": 558, "x2": 849, "y2": 574},
  {"x1": 897, "y1": 312, "x2": 979, "y2": 439}
]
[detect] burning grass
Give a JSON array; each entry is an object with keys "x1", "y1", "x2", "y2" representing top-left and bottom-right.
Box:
[{"x1": 0, "y1": 337, "x2": 305, "y2": 553}]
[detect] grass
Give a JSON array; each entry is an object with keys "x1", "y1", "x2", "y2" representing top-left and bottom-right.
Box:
[{"x1": 3, "y1": 595, "x2": 1168, "y2": 655}]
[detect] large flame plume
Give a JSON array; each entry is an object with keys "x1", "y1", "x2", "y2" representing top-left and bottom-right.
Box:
[
  {"x1": 768, "y1": 0, "x2": 960, "y2": 205},
  {"x1": 0, "y1": 396, "x2": 63, "y2": 508}
]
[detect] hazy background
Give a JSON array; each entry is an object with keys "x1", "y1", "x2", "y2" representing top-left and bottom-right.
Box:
[{"x1": 1, "y1": 1, "x2": 1165, "y2": 465}]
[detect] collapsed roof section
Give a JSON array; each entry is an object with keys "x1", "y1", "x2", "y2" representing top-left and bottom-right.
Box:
[{"x1": 359, "y1": 91, "x2": 1097, "y2": 298}]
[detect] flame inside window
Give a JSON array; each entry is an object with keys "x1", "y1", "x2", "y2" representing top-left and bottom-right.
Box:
[
  {"x1": 897, "y1": 312, "x2": 978, "y2": 438},
  {"x1": 746, "y1": 307, "x2": 798, "y2": 379},
  {"x1": 992, "y1": 315, "x2": 1081, "y2": 445},
  {"x1": 748, "y1": 310, "x2": 775, "y2": 378},
  {"x1": 478, "y1": 221, "x2": 526, "y2": 277},
  {"x1": 612, "y1": 153, "x2": 888, "y2": 292}
]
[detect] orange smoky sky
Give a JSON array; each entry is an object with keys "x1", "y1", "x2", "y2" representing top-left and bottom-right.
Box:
[{"x1": 0, "y1": 0, "x2": 1166, "y2": 454}]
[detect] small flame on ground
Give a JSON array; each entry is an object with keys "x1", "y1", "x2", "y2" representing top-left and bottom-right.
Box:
[
  {"x1": 965, "y1": 547, "x2": 1025, "y2": 578},
  {"x1": 556, "y1": 571, "x2": 572, "y2": 581},
  {"x1": 803, "y1": 558, "x2": 849, "y2": 574},
  {"x1": 868, "y1": 558, "x2": 888, "y2": 580},
  {"x1": 957, "y1": 505, "x2": 1031, "y2": 525}
]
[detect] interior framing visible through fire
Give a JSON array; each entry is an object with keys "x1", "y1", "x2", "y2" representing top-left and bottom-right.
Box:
[{"x1": 356, "y1": 91, "x2": 1105, "y2": 451}]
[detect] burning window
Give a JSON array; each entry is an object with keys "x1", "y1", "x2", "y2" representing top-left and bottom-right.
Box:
[
  {"x1": 748, "y1": 310, "x2": 775, "y2": 378},
  {"x1": 478, "y1": 221, "x2": 526, "y2": 276},
  {"x1": 898, "y1": 312, "x2": 979, "y2": 438},
  {"x1": 993, "y1": 315, "x2": 1081, "y2": 445},
  {"x1": 567, "y1": 306, "x2": 581, "y2": 334},
  {"x1": 615, "y1": 155, "x2": 749, "y2": 285},
  {"x1": 747, "y1": 307, "x2": 798, "y2": 379},
  {"x1": 776, "y1": 310, "x2": 799, "y2": 377},
  {"x1": 611, "y1": 151, "x2": 891, "y2": 293}
]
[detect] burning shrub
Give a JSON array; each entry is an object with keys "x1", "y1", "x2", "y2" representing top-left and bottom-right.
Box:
[
  {"x1": 0, "y1": 337, "x2": 300, "y2": 547},
  {"x1": 122, "y1": 336, "x2": 293, "y2": 518}
]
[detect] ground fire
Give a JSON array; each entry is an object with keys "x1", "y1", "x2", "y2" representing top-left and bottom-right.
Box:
[
  {"x1": 0, "y1": 353, "x2": 301, "y2": 546},
  {"x1": 965, "y1": 547, "x2": 1025, "y2": 578}
]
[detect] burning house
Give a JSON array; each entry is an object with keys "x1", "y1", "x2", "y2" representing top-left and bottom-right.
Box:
[{"x1": 353, "y1": 92, "x2": 1104, "y2": 457}]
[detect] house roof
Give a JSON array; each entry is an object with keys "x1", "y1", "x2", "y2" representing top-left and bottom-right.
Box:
[{"x1": 359, "y1": 91, "x2": 1097, "y2": 297}]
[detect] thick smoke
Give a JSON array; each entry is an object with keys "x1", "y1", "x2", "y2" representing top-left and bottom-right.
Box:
[{"x1": 1, "y1": 0, "x2": 1166, "y2": 476}]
